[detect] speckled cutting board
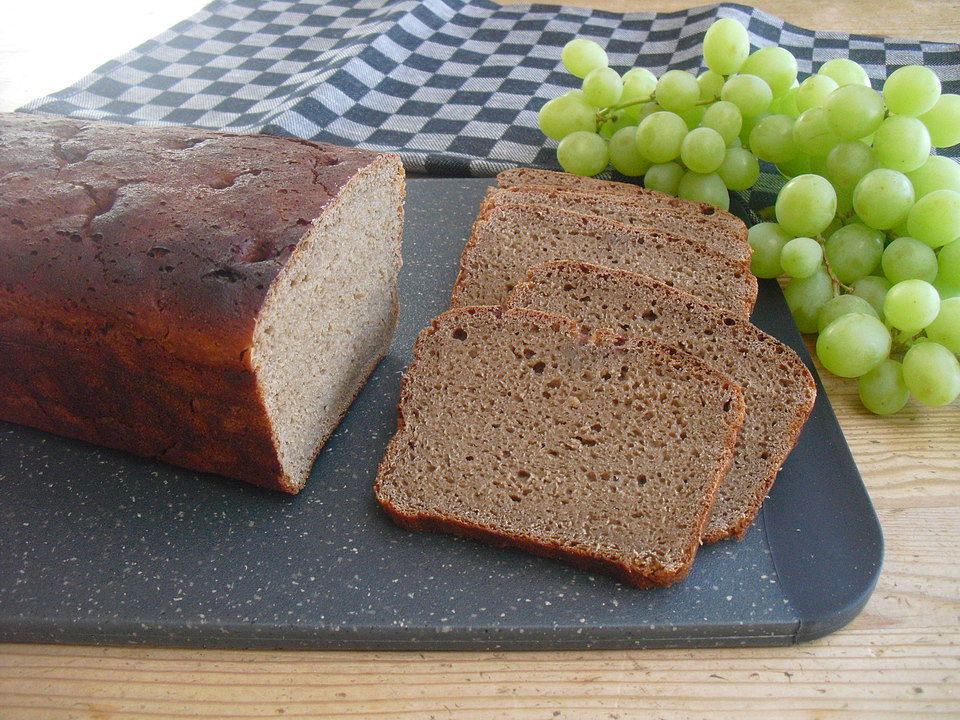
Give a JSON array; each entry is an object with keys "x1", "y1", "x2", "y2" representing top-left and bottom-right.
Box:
[{"x1": 0, "y1": 178, "x2": 882, "y2": 650}]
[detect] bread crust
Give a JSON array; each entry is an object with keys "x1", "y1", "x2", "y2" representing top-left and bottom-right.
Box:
[
  {"x1": 375, "y1": 306, "x2": 746, "y2": 588},
  {"x1": 0, "y1": 112, "x2": 404, "y2": 491}
]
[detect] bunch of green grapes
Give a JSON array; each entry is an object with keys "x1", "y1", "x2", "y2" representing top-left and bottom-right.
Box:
[
  {"x1": 540, "y1": 20, "x2": 960, "y2": 414},
  {"x1": 746, "y1": 61, "x2": 960, "y2": 414},
  {"x1": 540, "y1": 19, "x2": 784, "y2": 210}
]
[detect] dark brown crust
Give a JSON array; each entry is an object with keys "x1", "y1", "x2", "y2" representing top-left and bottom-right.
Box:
[
  {"x1": 489, "y1": 173, "x2": 751, "y2": 265},
  {"x1": 449, "y1": 203, "x2": 758, "y2": 318},
  {"x1": 508, "y1": 260, "x2": 816, "y2": 542},
  {"x1": 0, "y1": 112, "x2": 404, "y2": 492},
  {"x1": 374, "y1": 306, "x2": 746, "y2": 588}
]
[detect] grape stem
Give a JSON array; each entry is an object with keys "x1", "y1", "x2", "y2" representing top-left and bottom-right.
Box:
[
  {"x1": 819, "y1": 244, "x2": 853, "y2": 295},
  {"x1": 599, "y1": 91, "x2": 721, "y2": 118},
  {"x1": 602, "y1": 95, "x2": 655, "y2": 113}
]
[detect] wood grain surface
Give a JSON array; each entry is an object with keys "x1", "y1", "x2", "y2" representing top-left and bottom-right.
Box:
[{"x1": 1, "y1": 2, "x2": 959, "y2": 718}]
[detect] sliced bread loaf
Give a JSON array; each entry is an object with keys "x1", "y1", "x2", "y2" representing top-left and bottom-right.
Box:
[
  {"x1": 508, "y1": 261, "x2": 817, "y2": 542},
  {"x1": 450, "y1": 204, "x2": 758, "y2": 318},
  {"x1": 482, "y1": 184, "x2": 751, "y2": 265},
  {"x1": 375, "y1": 306, "x2": 746, "y2": 588}
]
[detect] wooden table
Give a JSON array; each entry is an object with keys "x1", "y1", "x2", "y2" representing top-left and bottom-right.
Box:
[{"x1": 1, "y1": 2, "x2": 958, "y2": 718}]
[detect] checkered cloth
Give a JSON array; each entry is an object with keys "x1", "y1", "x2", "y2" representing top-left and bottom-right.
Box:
[{"x1": 22, "y1": 0, "x2": 960, "y2": 207}]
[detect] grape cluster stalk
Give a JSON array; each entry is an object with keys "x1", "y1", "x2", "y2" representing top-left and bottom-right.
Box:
[{"x1": 538, "y1": 19, "x2": 960, "y2": 414}]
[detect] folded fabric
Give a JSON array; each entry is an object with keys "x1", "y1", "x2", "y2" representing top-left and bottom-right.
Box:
[{"x1": 23, "y1": 0, "x2": 959, "y2": 208}]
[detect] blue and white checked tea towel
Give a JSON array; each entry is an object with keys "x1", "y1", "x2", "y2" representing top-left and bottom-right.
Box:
[{"x1": 22, "y1": 0, "x2": 960, "y2": 205}]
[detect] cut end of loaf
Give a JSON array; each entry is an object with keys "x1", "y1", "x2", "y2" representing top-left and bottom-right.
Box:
[{"x1": 251, "y1": 157, "x2": 404, "y2": 492}]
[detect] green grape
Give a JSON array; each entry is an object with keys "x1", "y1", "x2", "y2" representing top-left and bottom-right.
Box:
[
  {"x1": 582, "y1": 67, "x2": 623, "y2": 107},
  {"x1": 809, "y1": 153, "x2": 830, "y2": 177},
  {"x1": 817, "y1": 294, "x2": 879, "y2": 333},
  {"x1": 738, "y1": 112, "x2": 764, "y2": 149},
  {"x1": 748, "y1": 222, "x2": 792, "y2": 278},
  {"x1": 775, "y1": 173, "x2": 838, "y2": 237},
  {"x1": 608, "y1": 126, "x2": 651, "y2": 177},
  {"x1": 883, "y1": 278, "x2": 941, "y2": 334},
  {"x1": 795, "y1": 74, "x2": 839, "y2": 113},
  {"x1": 852, "y1": 275, "x2": 892, "y2": 319},
  {"x1": 836, "y1": 186, "x2": 855, "y2": 217},
  {"x1": 823, "y1": 215, "x2": 845, "y2": 239},
  {"x1": 680, "y1": 105, "x2": 707, "y2": 131},
  {"x1": 621, "y1": 68, "x2": 657, "y2": 102},
  {"x1": 873, "y1": 116, "x2": 932, "y2": 173},
  {"x1": 599, "y1": 112, "x2": 636, "y2": 137},
  {"x1": 935, "y1": 277, "x2": 960, "y2": 299},
  {"x1": 852, "y1": 168, "x2": 915, "y2": 230},
  {"x1": 792, "y1": 107, "x2": 841, "y2": 157},
  {"x1": 561, "y1": 38, "x2": 608, "y2": 79},
  {"x1": 902, "y1": 342, "x2": 960, "y2": 406},
  {"x1": 783, "y1": 268, "x2": 834, "y2": 333},
  {"x1": 680, "y1": 127, "x2": 727, "y2": 174},
  {"x1": 721, "y1": 74, "x2": 773, "y2": 118},
  {"x1": 644, "y1": 162, "x2": 684, "y2": 195},
  {"x1": 858, "y1": 359, "x2": 910, "y2": 414},
  {"x1": 656, "y1": 70, "x2": 700, "y2": 114},
  {"x1": 938, "y1": 238, "x2": 960, "y2": 285},
  {"x1": 538, "y1": 93, "x2": 598, "y2": 140},
  {"x1": 780, "y1": 236, "x2": 823, "y2": 278},
  {"x1": 556, "y1": 131, "x2": 609, "y2": 176},
  {"x1": 822, "y1": 84, "x2": 886, "y2": 140},
  {"x1": 818, "y1": 58, "x2": 870, "y2": 87},
  {"x1": 749, "y1": 114, "x2": 798, "y2": 163},
  {"x1": 825, "y1": 141, "x2": 877, "y2": 191},
  {"x1": 776, "y1": 155, "x2": 812, "y2": 179},
  {"x1": 634, "y1": 101, "x2": 662, "y2": 123},
  {"x1": 635, "y1": 111, "x2": 688, "y2": 163},
  {"x1": 907, "y1": 189, "x2": 960, "y2": 248},
  {"x1": 697, "y1": 70, "x2": 725, "y2": 102},
  {"x1": 817, "y1": 313, "x2": 891, "y2": 378},
  {"x1": 882, "y1": 65, "x2": 941, "y2": 117},
  {"x1": 677, "y1": 171, "x2": 729, "y2": 210},
  {"x1": 907, "y1": 156, "x2": 960, "y2": 198},
  {"x1": 740, "y1": 46, "x2": 798, "y2": 97},
  {"x1": 700, "y1": 100, "x2": 743, "y2": 145},
  {"x1": 703, "y1": 18, "x2": 750, "y2": 76},
  {"x1": 918, "y1": 94, "x2": 960, "y2": 148},
  {"x1": 925, "y1": 297, "x2": 960, "y2": 353},
  {"x1": 825, "y1": 223, "x2": 884, "y2": 284},
  {"x1": 881, "y1": 236, "x2": 939, "y2": 284},
  {"x1": 718, "y1": 147, "x2": 760, "y2": 191},
  {"x1": 769, "y1": 86, "x2": 801, "y2": 119}
]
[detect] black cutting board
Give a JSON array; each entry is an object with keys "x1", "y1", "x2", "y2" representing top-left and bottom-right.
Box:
[{"x1": 0, "y1": 178, "x2": 882, "y2": 649}]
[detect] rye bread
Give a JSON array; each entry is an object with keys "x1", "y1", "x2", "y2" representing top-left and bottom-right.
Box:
[
  {"x1": 0, "y1": 112, "x2": 405, "y2": 492},
  {"x1": 375, "y1": 306, "x2": 746, "y2": 588},
  {"x1": 508, "y1": 261, "x2": 817, "y2": 541},
  {"x1": 482, "y1": 183, "x2": 751, "y2": 265},
  {"x1": 450, "y1": 203, "x2": 758, "y2": 318}
]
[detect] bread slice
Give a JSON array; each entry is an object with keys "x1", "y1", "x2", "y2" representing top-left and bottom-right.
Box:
[
  {"x1": 450, "y1": 203, "x2": 758, "y2": 318},
  {"x1": 508, "y1": 261, "x2": 817, "y2": 541},
  {"x1": 482, "y1": 183, "x2": 751, "y2": 266},
  {"x1": 375, "y1": 306, "x2": 746, "y2": 588}
]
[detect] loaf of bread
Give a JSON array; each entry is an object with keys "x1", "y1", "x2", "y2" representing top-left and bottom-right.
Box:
[
  {"x1": 482, "y1": 184, "x2": 751, "y2": 265},
  {"x1": 450, "y1": 203, "x2": 758, "y2": 317},
  {"x1": 375, "y1": 306, "x2": 746, "y2": 588},
  {"x1": 508, "y1": 261, "x2": 817, "y2": 541},
  {"x1": 0, "y1": 112, "x2": 405, "y2": 493}
]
